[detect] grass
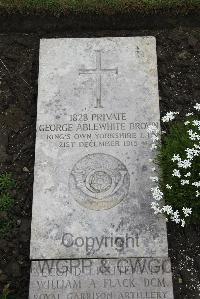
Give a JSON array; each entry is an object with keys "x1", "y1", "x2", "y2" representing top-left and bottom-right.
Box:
[
  {"x1": 0, "y1": 219, "x2": 13, "y2": 238},
  {"x1": 0, "y1": 0, "x2": 199, "y2": 14},
  {"x1": 157, "y1": 116, "x2": 200, "y2": 223},
  {"x1": 0, "y1": 173, "x2": 15, "y2": 192},
  {"x1": 0, "y1": 284, "x2": 14, "y2": 299},
  {"x1": 0, "y1": 193, "x2": 14, "y2": 212},
  {"x1": 0, "y1": 173, "x2": 15, "y2": 237}
]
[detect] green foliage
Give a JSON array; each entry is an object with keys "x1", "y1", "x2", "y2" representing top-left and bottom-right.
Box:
[
  {"x1": 0, "y1": 0, "x2": 199, "y2": 14},
  {"x1": 0, "y1": 173, "x2": 15, "y2": 192},
  {"x1": 0, "y1": 173, "x2": 15, "y2": 237},
  {"x1": 0, "y1": 284, "x2": 13, "y2": 299},
  {"x1": 0, "y1": 194, "x2": 14, "y2": 212},
  {"x1": 157, "y1": 116, "x2": 200, "y2": 222},
  {"x1": 0, "y1": 284, "x2": 10, "y2": 299},
  {"x1": 0, "y1": 219, "x2": 13, "y2": 237}
]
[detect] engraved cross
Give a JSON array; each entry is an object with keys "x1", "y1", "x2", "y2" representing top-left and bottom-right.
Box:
[{"x1": 79, "y1": 50, "x2": 118, "y2": 108}]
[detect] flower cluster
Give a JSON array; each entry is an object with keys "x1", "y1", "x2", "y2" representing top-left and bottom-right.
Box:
[
  {"x1": 148, "y1": 103, "x2": 200, "y2": 227},
  {"x1": 162, "y1": 111, "x2": 179, "y2": 123}
]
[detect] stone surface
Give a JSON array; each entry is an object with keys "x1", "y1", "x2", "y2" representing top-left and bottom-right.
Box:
[
  {"x1": 30, "y1": 37, "x2": 167, "y2": 259},
  {"x1": 29, "y1": 258, "x2": 174, "y2": 299}
]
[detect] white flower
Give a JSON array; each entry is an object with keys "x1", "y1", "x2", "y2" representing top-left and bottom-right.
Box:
[
  {"x1": 173, "y1": 218, "x2": 181, "y2": 224},
  {"x1": 151, "y1": 202, "x2": 162, "y2": 214},
  {"x1": 171, "y1": 154, "x2": 181, "y2": 162},
  {"x1": 182, "y1": 207, "x2": 192, "y2": 217},
  {"x1": 178, "y1": 159, "x2": 192, "y2": 169},
  {"x1": 151, "y1": 143, "x2": 157, "y2": 150},
  {"x1": 188, "y1": 129, "x2": 200, "y2": 141},
  {"x1": 194, "y1": 144, "x2": 200, "y2": 149},
  {"x1": 173, "y1": 210, "x2": 180, "y2": 218},
  {"x1": 181, "y1": 219, "x2": 186, "y2": 227},
  {"x1": 151, "y1": 167, "x2": 156, "y2": 172},
  {"x1": 151, "y1": 186, "x2": 163, "y2": 201},
  {"x1": 186, "y1": 112, "x2": 194, "y2": 116},
  {"x1": 147, "y1": 125, "x2": 159, "y2": 134},
  {"x1": 196, "y1": 190, "x2": 200, "y2": 198},
  {"x1": 166, "y1": 184, "x2": 172, "y2": 189},
  {"x1": 162, "y1": 111, "x2": 179, "y2": 123},
  {"x1": 194, "y1": 103, "x2": 200, "y2": 111},
  {"x1": 192, "y1": 181, "x2": 200, "y2": 188},
  {"x1": 171, "y1": 215, "x2": 180, "y2": 224},
  {"x1": 151, "y1": 135, "x2": 159, "y2": 142},
  {"x1": 162, "y1": 205, "x2": 173, "y2": 215},
  {"x1": 171, "y1": 210, "x2": 181, "y2": 224},
  {"x1": 150, "y1": 176, "x2": 159, "y2": 182},
  {"x1": 184, "y1": 121, "x2": 190, "y2": 125},
  {"x1": 192, "y1": 120, "x2": 200, "y2": 128},
  {"x1": 185, "y1": 172, "x2": 191, "y2": 177},
  {"x1": 172, "y1": 169, "x2": 181, "y2": 178},
  {"x1": 181, "y1": 179, "x2": 189, "y2": 185},
  {"x1": 185, "y1": 148, "x2": 200, "y2": 160}
]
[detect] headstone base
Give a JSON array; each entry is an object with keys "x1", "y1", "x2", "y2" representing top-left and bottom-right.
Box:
[{"x1": 29, "y1": 258, "x2": 174, "y2": 299}]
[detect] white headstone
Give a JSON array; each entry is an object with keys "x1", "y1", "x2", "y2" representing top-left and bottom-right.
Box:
[
  {"x1": 29, "y1": 36, "x2": 174, "y2": 299},
  {"x1": 31, "y1": 37, "x2": 167, "y2": 260}
]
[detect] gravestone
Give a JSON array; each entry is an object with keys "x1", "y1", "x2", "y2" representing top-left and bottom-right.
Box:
[
  {"x1": 29, "y1": 37, "x2": 174, "y2": 298},
  {"x1": 30, "y1": 258, "x2": 174, "y2": 299}
]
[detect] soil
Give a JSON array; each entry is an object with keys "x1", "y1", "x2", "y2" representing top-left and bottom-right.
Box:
[{"x1": 0, "y1": 13, "x2": 200, "y2": 299}]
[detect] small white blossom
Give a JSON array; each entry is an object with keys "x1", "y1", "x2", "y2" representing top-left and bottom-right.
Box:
[
  {"x1": 171, "y1": 154, "x2": 181, "y2": 162},
  {"x1": 171, "y1": 210, "x2": 181, "y2": 223},
  {"x1": 188, "y1": 129, "x2": 200, "y2": 141},
  {"x1": 151, "y1": 135, "x2": 159, "y2": 142},
  {"x1": 184, "y1": 172, "x2": 191, "y2": 177},
  {"x1": 173, "y1": 210, "x2": 180, "y2": 218},
  {"x1": 147, "y1": 125, "x2": 159, "y2": 134},
  {"x1": 186, "y1": 112, "x2": 194, "y2": 116},
  {"x1": 181, "y1": 219, "x2": 186, "y2": 227},
  {"x1": 185, "y1": 148, "x2": 200, "y2": 160},
  {"x1": 178, "y1": 159, "x2": 192, "y2": 169},
  {"x1": 194, "y1": 144, "x2": 200, "y2": 149},
  {"x1": 182, "y1": 207, "x2": 192, "y2": 217},
  {"x1": 151, "y1": 143, "x2": 157, "y2": 150},
  {"x1": 192, "y1": 120, "x2": 200, "y2": 129},
  {"x1": 184, "y1": 121, "x2": 190, "y2": 125},
  {"x1": 172, "y1": 169, "x2": 181, "y2": 178},
  {"x1": 151, "y1": 202, "x2": 162, "y2": 214},
  {"x1": 151, "y1": 202, "x2": 159, "y2": 209},
  {"x1": 162, "y1": 111, "x2": 179, "y2": 123},
  {"x1": 192, "y1": 181, "x2": 200, "y2": 188},
  {"x1": 151, "y1": 167, "x2": 156, "y2": 172},
  {"x1": 150, "y1": 176, "x2": 159, "y2": 182},
  {"x1": 162, "y1": 205, "x2": 173, "y2": 215},
  {"x1": 151, "y1": 186, "x2": 163, "y2": 201},
  {"x1": 194, "y1": 103, "x2": 200, "y2": 111},
  {"x1": 196, "y1": 190, "x2": 200, "y2": 198},
  {"x1": 171, "y1": 210, "x2": 180, "y2": 223},
  {"x1": 181, "y1": 179, "x2": 189, "y2": 185},
  {"x1": 166, "y1": 184, "x2": 172, "y2": 189}
]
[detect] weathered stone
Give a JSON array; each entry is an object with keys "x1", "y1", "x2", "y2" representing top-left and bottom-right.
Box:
[
  {"x1": 29, "y1": 258, "x2": 174, "y2": 299},
  {"x1": 30, "y1": 37, "x2": 168, "y2": 259}
]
